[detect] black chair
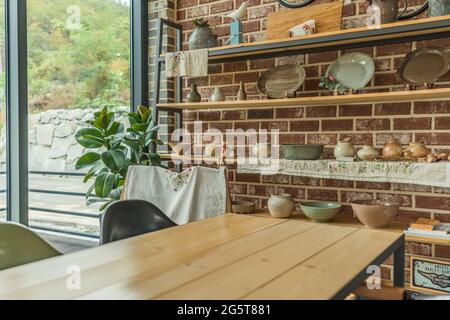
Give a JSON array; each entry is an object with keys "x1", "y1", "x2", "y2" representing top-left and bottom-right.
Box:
[{"x1": 100, "y1": 200, "x2": 177, "y2": 245}]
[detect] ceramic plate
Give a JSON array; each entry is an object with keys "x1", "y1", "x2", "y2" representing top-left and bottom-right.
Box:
[
  {"x1": 257, "y1": 64, "x2": 306, "y2": 99},
  {"x1": 397, "y1": 47, "x2": 450, "y2": 87},
  {"x1": 326, "y1": 52, "x2": 375, "y2": 90}
]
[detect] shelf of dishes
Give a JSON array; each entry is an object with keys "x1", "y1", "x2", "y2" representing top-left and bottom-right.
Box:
[
  {"x1": 160, "y1": 15, "x2": 450, "y2": 63},
  {"x1": 157, "y1": 87, "x2": 450, "y2": 110}
]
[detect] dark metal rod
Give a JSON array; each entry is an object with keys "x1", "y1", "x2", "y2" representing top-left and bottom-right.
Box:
[
  {"x1": 29, "y1": 207, "x2": 98, "y2": 219},
  {"x1": 29, "y1": 189, "x2": 86, "y2": 197},
  {"x1": 30, "y1": 224, "x2": 99, "y2": 239},
  {"x1": 393, "y1": 241, "x2": 406, "y2": 288}
]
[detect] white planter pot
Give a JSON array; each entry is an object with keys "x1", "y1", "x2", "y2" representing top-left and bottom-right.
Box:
[{"x1": 268, "y1": 194, "x2": 295, "y2": 219}]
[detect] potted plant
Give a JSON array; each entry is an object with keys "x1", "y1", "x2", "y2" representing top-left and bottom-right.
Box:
[
  {"x1": 188, "y1": 18, "x2": 218, "y2": 50},
  {"x1": 74, "y1": 105, "x2": 162, "y2": 212}
]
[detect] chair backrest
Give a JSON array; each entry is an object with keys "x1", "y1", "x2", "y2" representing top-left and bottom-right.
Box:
[
  {"x1": 0, "y1": 223, "x2": 61, "y2": 271},
  {"x1": 101, "y1": 200, "x2": 177, "y2": 245}
]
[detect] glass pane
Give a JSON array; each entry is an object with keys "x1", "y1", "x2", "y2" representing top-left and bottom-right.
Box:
[
  {"x1": 0, "y1": 0, "x2": 6, "y2": 221},
  {"x1": 27, "y1": 0, "x2": 130, "y2": 238}
]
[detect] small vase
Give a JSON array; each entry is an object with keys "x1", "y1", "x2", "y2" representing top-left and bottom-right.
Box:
[
  {"x1": 268, "y1": 194, "x2": 295, "y2": 219},
  {"x1": 357, "y1": 145, "x2": 379, "y2": 161},
  {"x1": 210, "y1": 87, "x2": 225, "y2": 102},
  {"x1": 188, "y1": 26, "x2": 218, "y2": 50},
  {"x1": 334, "y1": 137, "x2": 356, "y2": 160},
  {"x1": 237, "y1": 81, "x2": 247, "y2": 101},
  {"x1": 382, "y1": 138, "x2": 403, "y2": 158},
  {"x1": 186, "y1": 84, "x2": 201, "y2": 103}
]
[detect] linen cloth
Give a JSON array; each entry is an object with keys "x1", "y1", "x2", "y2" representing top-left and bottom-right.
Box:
[
  {"x1": 238, "y1": 159, "x2": 450, "y2": 188},
  {"x1": 165, "y1": 49, "x2": 208, "y2": 78},
  {"x1": 123, "y1": 166, "x2": 228, "y2": 225}
]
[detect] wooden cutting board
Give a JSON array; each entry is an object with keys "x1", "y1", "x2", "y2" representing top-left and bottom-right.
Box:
[{"x1": 266, "y1": 1, "x2": 343, "y2": 40}]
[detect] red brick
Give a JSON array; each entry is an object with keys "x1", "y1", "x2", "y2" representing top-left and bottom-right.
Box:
[
  {"x1": 414, "y1": 101, "x2": 450, "y2": 114},
  {"x1": 374, "y1": 58, "x2": 391, "y2": 72},
  {"x1": 406, "y1": 242, "x2": 432, "y2": 256},
  {"x1": 247, "y1": 109, "x2": 273, "y2": 119},
  {"x1": 279, "y1": 134, "x2": 306, "y2": 145},
  {"x1": 234, "y1": 122, "x2": 259, "y2": 131},
  {"x1": 396, "y1": 210, "x2": 431, "y2": 224},
  {"x1": 290, "y1": 120, "x2": 320, "y2": 132},
  {"x1": 307, "y1": 189, "x2": 338, "y2": 201},
  {"x1": 308, "y1": 51, "x2": 338, "y2": 64},
  {"x1": 248, "y1": 184, "x2": 274, "y2": 196},
  {"x1": 234, "y1": 71, "x2": 260, "y2": 83},
  {"x1": 221, "y1": 110, "x2": 245, "y2": 121},
  {"x1": 177, "y1": 10, "x2": 186, "y2": 21},
  {"x1": 342, "y1": 3, "x2": 356, "y2": 17},
  {"x1": 186, "y1": 5, "x2": 209, "y2": 18},
  {"x1": 306, "y1": 106, "x2": 336, "y2": 118},
  {"x1": 434, "y1": 213, "x2": 450, "y2": 223},
  {"x1": 291, "y1": 176, "x2": 321, "y2": 187},
  {"x1": 435, "y1": 117, "x2": 450, "y2": 130},
  {"x1": 209, "y1": 74, "x2": 233, "y2": 85},
  {"x1": 276, "y1": 107, "x2": 303, "y2": 119},
  {"x1": 356, "y1": 119, "x2": 390, "y2": 131},
  {"x1": 250, "y1": 58, "x2": 275, "y2": 70},
  {"x1": 208, "y1": 63, "x2": 223, "y2": 74},
  {"x1": 356, "y1": 181, "x2": 391, "y2": 190},
  {"x1": 183, "y1": 111, "x2": 198, "y2": 122},
  {"x1": 208, "y1": 122, "x2": 232, "y2": 132},
  {"x1": 322, "y1": 119, "x2": 353, "y2": 131},
  {"x1": 243, "y1": 20, "x2": 260, "y2": 33},
  {"x1": 262, "y1": 174, "x2": 290, "y2": 185},
  {"x1": 306, "y1": 134, "x2": 338, "y2": 145},
  {"x1": 177, "y1": 0, "x2": 198, "y2": 9},
  {"x1": 235, "y1": 173, "x2": 261, "y2": 183},
  {"x1": 230, "y1": 183, "x2": 247, "y2": 195},
  {"x1": 340, "y1": 133, "x2": 373, "y2": 146},
  {"x1": 393, "y1": 183, "x2": 432, "y2": 193},
  {"x1": 323, "y1": 179, "x2": 354, "y2": 188},
  {"x1": 210, "y1": 1, "x2": 234, "y2": 14},
  {"x1": 376, "y1": 43, "x2": 411, "y2": 56},
  {"x1": 261, "y1": 121, "x2": 289, "y2": 132},
  {"x1": 339, "y1": 104, "x2": 372, "y2": 117},
  {"x1": 341, "y1": 191, "x2": 374, "y2": 203},
  {"x1": 435, "y1": 245, "x2": 450, "y2": 259},
  {"x1": 415, "y1": 133, "x2": 450, "y2": 145},
  {"x1": 223, "y1": 61, "x2": 248, "y2": 73},
  {"x1": 394, "y1": 117, "x2": 432, "y2": 130},
  {"x1": 375, "y1": 103, "x2": 411, "y2": 115},
  {"x1": 248, "y1": 5, "x2": 275, "y2": 19},
  {"x1": 198, "y1": 111, "x2": 221, "y2": 121},
  {"x1": 374, "y1": 73, "x2": 401, "y2": 86},
  {"x1": 416, "y1": 195, "x2": 450, "y2": 210}
]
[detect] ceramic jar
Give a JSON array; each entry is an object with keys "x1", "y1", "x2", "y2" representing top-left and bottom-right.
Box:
[
  {"x1": 210, "y1": 87, "x2": 225, "y2": 102},
  {"x1": 357, "y1": 145, "x2": 379, "y2": 161},
  {"x1": 268, "y1": 194, "x2": 295, "y2": 219},
  {"x1": 334, "y1": 138, "x2": 356, "y2": 159},
  {"x1": 382, "y1": 138, "x2": 403, "y2": 158},
  {"x1": 188, "y1": 26, "x2": 218, "y2": 50},
  {"x1": 237, "y1": 82, "x2": 247, "y2": 101},
  {"x1": 403, "y1": 142, "x2": 430, "y2": 159},
  {"x1": 186, "y1": 84, "x2": 201, "y2": 103}
]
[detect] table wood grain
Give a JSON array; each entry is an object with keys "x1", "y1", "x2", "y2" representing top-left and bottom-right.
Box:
[{"x1": 0, "y1": 214, "x2": 404, "y2": 300}]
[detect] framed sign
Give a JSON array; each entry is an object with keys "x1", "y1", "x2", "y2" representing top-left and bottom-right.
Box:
[{"x1": 410, "y1": 256, "x2": 450, "y2": 294}]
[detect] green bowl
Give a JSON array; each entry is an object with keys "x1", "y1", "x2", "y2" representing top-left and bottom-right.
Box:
[
  {"x1": 300, "y1": 202, "x2": 342, "y2": 222},
  {"x1": 282, "y1": 144, "x2": 324, "y2": 160}
]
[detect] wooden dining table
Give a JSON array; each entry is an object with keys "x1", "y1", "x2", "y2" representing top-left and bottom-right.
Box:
[{"x1": 0, "y1": 214, "x2": 405, "y2": 300}]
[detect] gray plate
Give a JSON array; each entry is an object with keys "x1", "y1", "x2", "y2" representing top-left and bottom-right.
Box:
[
  {"x1": 397, "y1": 47, "x2": 450, "y2": 87},
  {"x1": 257, "y1": 64, "x2": 306, "y2": 99},
  {"x1": 326, "y1": 52, "x2": 375, "y2": 90}
]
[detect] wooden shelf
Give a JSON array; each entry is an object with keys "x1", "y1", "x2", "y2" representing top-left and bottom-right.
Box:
[
  {"x1": 160, "y1": 15, "x2": 450, "y2": 63},
  {"x1": 158, "y1": 88, "x2": 450, "y2": 110}
]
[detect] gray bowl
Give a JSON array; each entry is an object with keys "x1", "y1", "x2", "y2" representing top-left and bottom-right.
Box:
[{"x1": 282, "y1": 144, "x2": 324, "y2": 160}]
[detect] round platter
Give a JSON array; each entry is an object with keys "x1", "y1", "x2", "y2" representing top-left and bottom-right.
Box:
[
  {"x1": 397, "y1": 47, "x2": 450, "y2": 88},
  {"x1": 257, "y1": 64, "x2": 306, "y2": 99},
  {"x1": 326, "y1": 52, "x2": 375, "y2": 91}
]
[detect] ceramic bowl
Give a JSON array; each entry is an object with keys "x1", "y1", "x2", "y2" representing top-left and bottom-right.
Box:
[
  {"x1": 232, "y1": 201, "x2": 256, "y2": 214},
  {"x1": 282, "y1": 144, "x2": 324, "y2": 160},
  {"x1": 352, "y1": 200, "x2": 400, "y2": 229},
  {"x1": 300, "y1": 202, "x2": 342, "y2": 222}
]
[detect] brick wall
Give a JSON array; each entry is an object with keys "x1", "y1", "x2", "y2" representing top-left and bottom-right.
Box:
[{"x1": 173, "y1": 0, "x2": 450, "y2": 287}]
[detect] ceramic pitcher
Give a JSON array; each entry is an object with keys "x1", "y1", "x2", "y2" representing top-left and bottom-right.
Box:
[{"x1": 370, "y1": 0, "x2": 408, "y2": 23}]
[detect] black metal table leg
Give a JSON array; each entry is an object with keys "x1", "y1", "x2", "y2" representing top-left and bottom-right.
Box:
[{"x1": 393, "y1": 242, "x2": 405, "y2": 287}]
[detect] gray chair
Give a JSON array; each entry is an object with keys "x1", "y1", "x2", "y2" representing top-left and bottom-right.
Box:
[{"x1": 100, "y1": 200, "x2": 177, "y2": 245}]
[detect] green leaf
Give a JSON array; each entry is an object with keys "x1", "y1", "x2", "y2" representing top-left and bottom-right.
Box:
[
  {"x1": 101, "y1": 150, "x2": 126, "y2": 173},
  {"x1": 75, "y1": 128, "x2": 105, "y2": 148},
  {"x1": 138, "y1": 105, "x2": 149, "y2": 116},
  {"x1": 95, "y1": 172, "x2": 115, "y2": 198},
  {"x1": 75, "y1": 152, "x2": 101, "y2": 170},
  {"x1": 99, "y1": 201, "x2": 113, "y2": 212},
  {"x1": 107, "y1": 121, "x2": 124, "y2": 136},
  {"x1": 86, "y1": 183, "x2": 96, "y2": 200},
  {"x1": 86, "y1": 197, "x2": 110, "y2": 206},
  {"x1": 132, "y1": 123, "x2": 148, "y2": 132},
  {"x1": 146, "y1": 153, "x2": 161, "y2": 166}
]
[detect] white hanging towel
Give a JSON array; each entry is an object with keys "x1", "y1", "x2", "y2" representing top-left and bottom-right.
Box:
[
  {"x1": 165, "y1": 49, "x2": 208, "y2": 78},
  {"x1": 123, "y1": 166, "x2": 228, "y2": 225}
]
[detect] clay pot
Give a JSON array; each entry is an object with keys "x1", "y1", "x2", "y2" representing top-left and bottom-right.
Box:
[
  {"x1": 188, "y1": 26, "x2": 218, "y2": 50},
  {"x1": 404, "y1": 142, "x2": 430, "y2": 159},
  {"x1": 352, "y1": 200, "x2": 399, "y2": 229},
  {"x1": 237, "y1": 82, "x2": 247, "y2": 101},
  {"x1": 210, "y1": 87, "x2": 225, "y2": 102},
  {"x1": 334, "y1": 137, "x2": 356, "y2": 159},
  {"x1": 357, "y1": 145, "x2": 379, "y2": 161},
  {"x1": 382, "y1": 138, "x2": 403, "y2": 158},
  {"x1": 268, "y1": 194, "x2": 295, "y2": 219},
  {"x1": 186, "y1": 84, "x2": 201, "y2": 103}
]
